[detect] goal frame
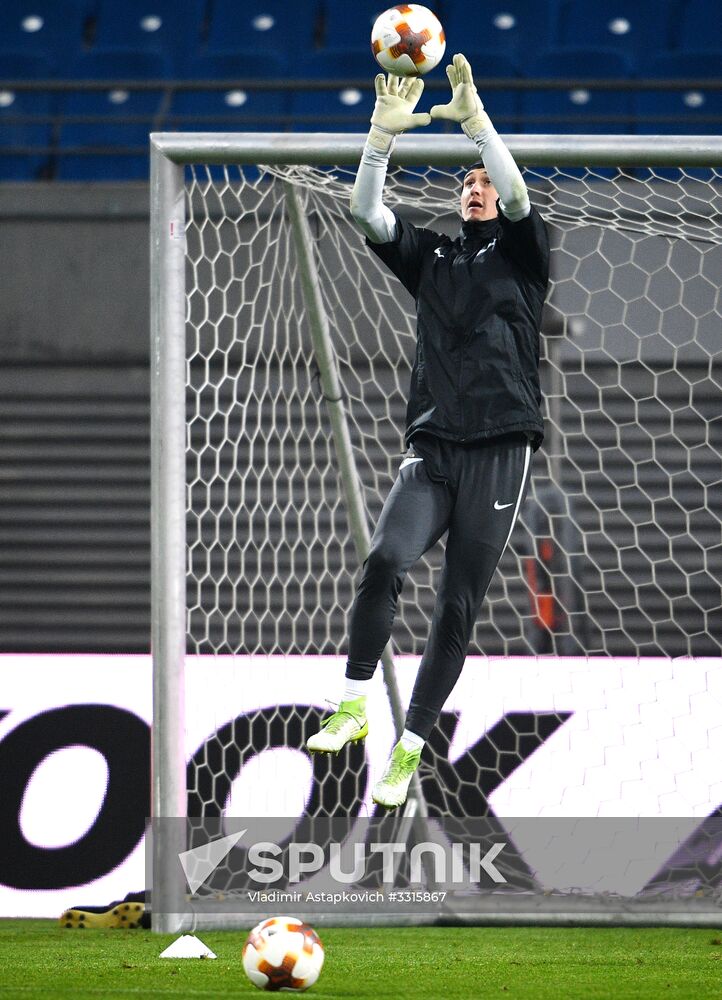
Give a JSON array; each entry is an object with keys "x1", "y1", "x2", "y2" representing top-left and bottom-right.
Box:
[{"x1": 149, "y1": 133, "x2": 722, "y2": 933}]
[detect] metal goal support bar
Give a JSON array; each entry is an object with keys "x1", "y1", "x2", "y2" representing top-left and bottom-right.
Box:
[{"x1": 151, "y1": 132, "x2": 722, "y2": 167}]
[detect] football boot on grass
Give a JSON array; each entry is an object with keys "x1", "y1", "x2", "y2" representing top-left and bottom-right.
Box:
[{"x1": 60, "y1": 898, "x2": 147, "y2": 929}]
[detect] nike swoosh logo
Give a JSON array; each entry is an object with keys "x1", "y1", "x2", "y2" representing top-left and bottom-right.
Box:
[
  {"x1": 494, "y1": 500, "x2": 513, "y2": 510},
  {"x1": 399, "y1": 457, "x2": 423, "y2": 470}
]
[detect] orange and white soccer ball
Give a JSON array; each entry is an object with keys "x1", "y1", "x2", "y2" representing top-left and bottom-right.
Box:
[
  {"x1": 371, "y1": 4, "x2": 446, "y2": 77},
  {"x1": 242, "y1": 916, "x2": 324, "y2": 992}
]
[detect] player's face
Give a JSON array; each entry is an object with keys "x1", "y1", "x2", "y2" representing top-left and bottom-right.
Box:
[{"x1": 460, "y1": 168, "x2": 498, "y2": 222}]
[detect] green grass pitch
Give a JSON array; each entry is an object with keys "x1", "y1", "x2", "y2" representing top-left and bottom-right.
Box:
[{"x1": 2, "y1": 920, "x2": 722, "y2": 999}]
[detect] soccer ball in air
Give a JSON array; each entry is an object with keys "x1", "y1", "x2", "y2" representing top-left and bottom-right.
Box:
[
  {"x1": 242, "y1": 916, "x2": 325, "y2": 992},
  {"x1": 371, "y1": 4, "x2": 446, "y2": 77}
]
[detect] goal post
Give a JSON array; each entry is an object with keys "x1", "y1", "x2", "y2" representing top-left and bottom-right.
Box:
[{"x1": 150, "y1": 133, "x2": 722, "y2": 933}]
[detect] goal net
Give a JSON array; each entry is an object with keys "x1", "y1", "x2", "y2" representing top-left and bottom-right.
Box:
[{"x1": 150, "y1": 134, "x2": 722, "y2": 930}]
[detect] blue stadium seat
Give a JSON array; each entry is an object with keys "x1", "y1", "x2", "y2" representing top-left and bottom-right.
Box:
[
  {"x1": 206, "y1": 0, "x2": 321, "y2": 56},
  {"x1": 635, "y1": 51, "x2": 722, "y2": 135},
  {"x1": 442, "y1": 0, "x2": 558, "y2": 63},
  {"x1": 94, "y1": 0, "x2": 207, "y2": 70},
  {"x1": 170, "y1": 51, "x2": 288, "y2": 132},
  {"x1": 319, "y1": 1, "x2": 386, "y2": 49},
  {"x1": 0, "y1": 1, "x2": 91, "y2": 72},
  {"x1": 556, "y1": 0, "x2": 674, "y2": 63},
  {"x1": 521, "y1": 48, "x2": 633, "y2": 134},
  {"x1": 289, "y1": 45, "x2": 376, "y2": 78},
  {"x1": 56, "y1": 48, "x2": 170, "y2": 180},
  {"x1": 679, "y1": 0, "x2": 722, "y2": 53},
  {"x1": 289, "y1": 50, "x2": 375, "y2": 132},
  {"x1": 0, "y1": 51, "x2": 54, "y2": 179},
  {"x1": 456, "y1": 50, "x2": 521, "y2": 130}
]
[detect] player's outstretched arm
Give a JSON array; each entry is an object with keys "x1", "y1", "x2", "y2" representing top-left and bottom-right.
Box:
[
  {"x1": 431, "y1": 53, "x2": 530, "y2": 222},
  {"x1": 350, "y1": 74, "x2": 430, "y2": 243}
]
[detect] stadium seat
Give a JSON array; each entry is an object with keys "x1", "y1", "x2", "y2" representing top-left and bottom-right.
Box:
[
  {"x1": 459, "y1": 50, "x2": 522, "y2": 130},
  {"x1": 206, "y1": 0, "x2": 321, "y2": 57},
  {"x1": 635, "y1": 51, "x2": 722, "y2": 135},
  {"x1": 93, "y1": 0, "x2": 208, "y2": 71},
  {"x1": 556, "y1": 0, "x2": 674, "y2": 64},
  {"x1": 0, "y1": 51, "x2": 54, "y2": 179},
  {"x1": 0, "y1": 1, "x2": 91, "y2": 72},
  {"x1": 317, "y1": 0, "x2": 384, "y2": 49},
  {"x1": 289, "y1": 50, "x2": 375, "y2": 132},
  {"x1": 442, "y1": 0, "x2": 559, "y2": 63},
  {"x1": 521, "y1": 47, "x2": 634, "y2": 134},
  {"x1": 679, "y1": 0, "x2": 722, "y2": 53},
  {"x1": 56, "y1": 48, "x2": 171, "y2": 180},
  {"x1": 170, "y1": 51, "x2": 288, "y2": 132}
]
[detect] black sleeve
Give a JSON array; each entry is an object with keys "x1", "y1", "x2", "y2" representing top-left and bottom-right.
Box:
[
  {"x1": 365, "y1": 212, "x2": 441, "y2": 299},
  {"x1": 498, "y1": 204, "x2": 550, "y2": 288}
]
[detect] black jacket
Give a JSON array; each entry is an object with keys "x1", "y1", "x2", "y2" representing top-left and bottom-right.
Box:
[{"x1": 367, "y1": 204, "x2": 550, "y2": 450}]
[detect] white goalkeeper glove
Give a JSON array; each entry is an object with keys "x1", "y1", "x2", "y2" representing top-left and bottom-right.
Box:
[
  {"x1": 430, "y1": 53, "x2": 490, "y2": 139},
  {"x1": 368, "y1": 73, "x2": 431, "y2": 154}
]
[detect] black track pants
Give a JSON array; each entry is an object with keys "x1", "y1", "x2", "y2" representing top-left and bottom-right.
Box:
[{"x1": 346, "y1": 434, "x2": 532, "y2": 741}]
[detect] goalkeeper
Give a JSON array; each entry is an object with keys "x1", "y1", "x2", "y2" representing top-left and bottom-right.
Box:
[{"x1": 307, "y1": 55, "x2": 550, "y2": 808}]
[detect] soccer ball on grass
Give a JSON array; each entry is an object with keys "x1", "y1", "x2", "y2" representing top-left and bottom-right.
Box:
[
  {"x1": 371, "y1": 4, "x2": 446, "y2": 77},
  {"x1": 242, "y1": 915, "x2": 325, "y2": 992}
]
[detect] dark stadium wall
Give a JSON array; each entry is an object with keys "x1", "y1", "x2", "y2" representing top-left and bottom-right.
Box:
[
  {"x1": 0, "y1": 183, "x2": 387, "y2": 365},
  {"x1": 0, "y1": 184, "x2": 149, "y2": 363},
  {"x1": 0, "y1": 183, "x2": 154, "y2": 652}
]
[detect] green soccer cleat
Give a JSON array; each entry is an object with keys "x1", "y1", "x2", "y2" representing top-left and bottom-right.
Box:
[
  {"x1": 372, "y1": 741, "x2": 422, "y2": 809},
  {"x1": 305, "y1": 698, "x2": 368, "y2": 754}
]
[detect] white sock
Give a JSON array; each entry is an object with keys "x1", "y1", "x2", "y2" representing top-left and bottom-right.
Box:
[
  {"x1": 343, "y1": 677, "x2": 371, "y2": 702},
  {"x1": 400, "y1": 728, "x2": 425, "y2": 752}
]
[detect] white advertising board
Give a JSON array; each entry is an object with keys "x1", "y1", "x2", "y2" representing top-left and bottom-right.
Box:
[{"x1": 0, "y1": 654, "x2": 720, "y2": 916}]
